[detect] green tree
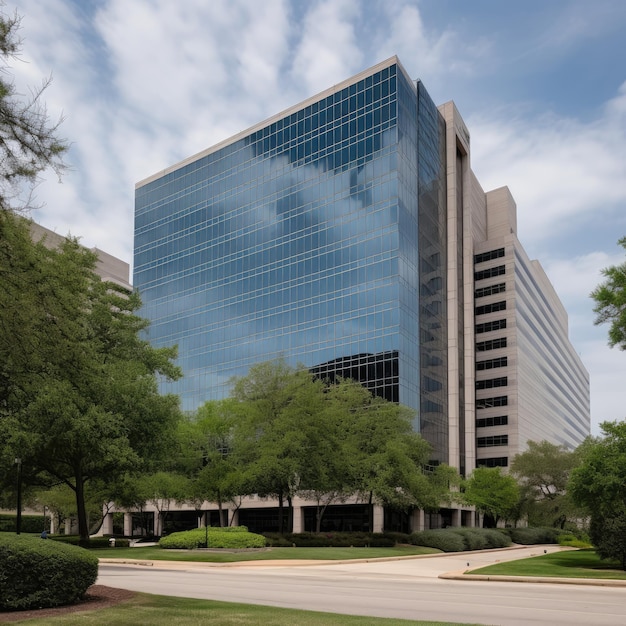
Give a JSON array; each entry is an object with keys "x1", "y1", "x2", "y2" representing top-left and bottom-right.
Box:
[
  {"x1": 511, "y1": 440, "x2": 583, "y2": 528},
  {"x1": 569, "y1": 421, "x2": 626, "y2": 569},
  {"x1": 231, "y1": 361, "x2": 319, "y2": 533},
  {"x1": 134, "y1": 472, "x2": 189, "y2": 536},
  {"x1": 591, "y1": 237, "x2": 626, "y2": 350},
  {"x1": 0, "y1": 216, "x2": 182, "y2": 543},
  {"x1": 343, "y1": 380, "x2": 457, "y2": 523},
  {"x1": 182, "y1": 399, "x2": 245, "y2": 527},
  {"x1": 0, "y1": 8, "x2": 67, "y2": 212},
  {"x1": 462, "y1": 467, "x2": 519, "y2": 527}
]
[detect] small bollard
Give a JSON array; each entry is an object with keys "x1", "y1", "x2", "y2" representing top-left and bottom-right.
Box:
[{"x1": 109, "y1": 537, "x2": 116, "y2": 548}]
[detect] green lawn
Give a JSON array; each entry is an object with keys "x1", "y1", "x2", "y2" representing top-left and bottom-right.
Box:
[
  {"x1": 3, "y1": 592, "x2": 477, "y2": 625},
  {"x1": 468, "y1": 549, "x2": 626, "y2": 580},
  {"x1": 95, "y1": 544, "x2": 440, "y2": 562}
]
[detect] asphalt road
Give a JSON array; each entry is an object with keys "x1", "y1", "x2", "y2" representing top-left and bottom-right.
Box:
[{"x1": 97, "y1": 546, "x2": 626, "y2": 625}]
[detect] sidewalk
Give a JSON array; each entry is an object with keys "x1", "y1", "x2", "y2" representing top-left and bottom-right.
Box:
[{"x1": 100, "y1": 544, "x2": 626, "y2": 586}]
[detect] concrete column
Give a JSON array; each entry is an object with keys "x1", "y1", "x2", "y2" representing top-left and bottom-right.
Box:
[
  {"x1": 372, "y1": 505, "x2": 384, "y2": 532},
  {"x1": 123, "y1": 512, "x2": 133, "y2": 537},
  {"x1": 411, "y1": 509, "x2": 425, "y2": 532},
  {"x1": 230, "y1": 509, "x2": 239, "y2": 527},
  {"x1": 292, "y1": 505, "x2": 303, "y2": 533},
  {"x1": 101, "y1": 513, "x2": 114, "y2": 535},
  {"x1": 451, "y1": 508, "x2": 461, "y2": 528}
]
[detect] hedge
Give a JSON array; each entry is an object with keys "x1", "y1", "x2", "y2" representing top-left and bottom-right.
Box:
[
  {"x1": 159, "y1": 526, "x2": 267, "y2": 549},
  {"x1": 0, "y1": 514, "x2": 46, "y2": 534},
  {"x1": 507, "y1": 527, "x2": 562, "y2": 545},
  {"x1": 50, "y1": 535, "x2": 130, "y2": 548},
  {"x1": 410, "y1": 527, "x2": 512, "y2": 552},
  {"x1": 263, "y1": 532, "x2": 399, "y2": 548},
  {"x1": 0, "y1": 534, "x2": 98, "y2": 611}
]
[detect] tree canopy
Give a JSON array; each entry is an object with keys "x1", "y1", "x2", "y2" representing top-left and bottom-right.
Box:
[
  {"x1": 569, "y1": 421, "x2": 626, "y2": 569},
  {"x1": 462, "y1": 467, "x2": 519, "y2": 527},
  {"x1": 0, "y1": 8, "x2": 67, "y2": 212},
  {"x1": 0, "y1": 212, "x2": 182, "y2": 542},
  {"x1": 510, "y1": 440, "x2": 583, "y2": 528},
  {"x1": 591, "y1": 236, "x2": 626, "y2": 350}
]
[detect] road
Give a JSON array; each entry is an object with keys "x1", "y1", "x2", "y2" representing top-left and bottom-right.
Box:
[{"x1": 97, "y1": 546, "x2": 626, "y2": 625}]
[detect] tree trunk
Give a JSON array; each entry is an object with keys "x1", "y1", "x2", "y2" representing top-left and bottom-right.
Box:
[
  {"x1": 74, "y1": 471, "x2": 90, "y2": 546},
  {"x1": 278, "y1": 492, "x2": 284, "y2": 534}
]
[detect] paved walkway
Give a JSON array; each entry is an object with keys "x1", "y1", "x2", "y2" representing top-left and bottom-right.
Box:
[{"x1": 100, "y1": 544, "x2": 626, "y2": 586}]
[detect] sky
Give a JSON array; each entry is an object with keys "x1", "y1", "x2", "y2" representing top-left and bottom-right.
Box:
[{"x1": 8, "y1": 0, "x2": 626, "y2": 434}]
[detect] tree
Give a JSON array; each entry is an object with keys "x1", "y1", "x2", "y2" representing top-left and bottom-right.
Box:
[
  {"x1": 0, "y1": 8, "x2": 67, "y2": 212},
  {"x1": 231, "y1": 361, "x2": 320, "y2": 533},
  {"x1": 591, "y1": 237, "x2": 626, "y2": 350},
  {"x1": 569, "y1": 421, "x2": 626, "y2": 569},
  {"x1": 343, "y1": 380, "x2": 457, "y2": 524},
  {"x1": 511, "y1": 440, "x2": 583, "y2": 528},
  {"x1": 134, "y1": 472, "x2": 189, "y2": 536},
  {"x1": 462, "y1": 467, "x2": 519, "y2": 527},
  {"x1": 182, "y1": 399, "x2": 245, "y2": 527},
  {"x1": 0, "y1": 216, "x2": 182, "y2": 543}
]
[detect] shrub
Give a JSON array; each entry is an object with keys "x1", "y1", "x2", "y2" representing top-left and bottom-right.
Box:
[
  {"x1": 0, "y1": 534, "x2": 98, "y2": 611},
  {"x1": 410, "y1": 529, "x2": 465, "y2": 552},
  {"x1": 509, "y1": 527, "x2": 562, "y2": 545},
  {"x1": 0, "y1": 515, "x2": 46, "y2": 533},
  {"x1": 49, "y1": 535, "x2": 130, "y2": 548},
  {"x1": 159, "y1": 526, "x2": 266, "y2": 550},
  {"x1": 481, "y1": 529, "x2": 512, "y2": 548},
  {"x1": 262, "y1": 532, "x2": 398, "y2": 548}
]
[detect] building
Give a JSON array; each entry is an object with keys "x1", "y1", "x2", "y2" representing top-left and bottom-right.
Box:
[{"x1": 131, "y1": 56, "x2": 589, "y2": 533}]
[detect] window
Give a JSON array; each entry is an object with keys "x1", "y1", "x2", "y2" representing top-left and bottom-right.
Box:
[
  {"x1": 476, "y1": 415, "x2": 508, "y2": 428},
  {"x1": 476, "y1": 376, "x2": 508, "y2": 390},
  {"x1": 476, "y1": 457, "x2": 508, "y2": 467},
  {"x1": 474, "y1": 248, "x2": 505, "y2": 264},
  {"x1": 476, "y1": 337, "x2": 507, "y2": 352},
  {"x1": 476, "y1": 357, "x2": 508, "y2": 371},
  {"x1": 477, "y1": 435, "x2": 509, "y2": 447},
  {"x1": 476, "y1": 319, "x2": 506, "y2": 334},
  {"x1": 476, "y1": 395, "x2": 508, "y2": 409},
  {"x1": 474, "y1": 265, "x2": 506, "y2": 281},
  {"x1": 475, "y1": 301, "x2": 506, "y2": 316},
  {"x1": 475, "y1": 283, "x2": 506, "y2": 298}
]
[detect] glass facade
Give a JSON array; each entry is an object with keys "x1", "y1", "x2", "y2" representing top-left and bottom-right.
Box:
[{"x1": 134, "y1": 60, "x2": 448, "y2": 459}]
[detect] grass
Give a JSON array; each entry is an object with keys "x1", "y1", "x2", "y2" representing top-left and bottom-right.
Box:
[
  {"x1": 468, "y1": 549, "x2": 626, "y2": 580},
  {"x1": 95, "y1": 544, "x2": 440, "y2": 562},
  {"x1": 2, "y1": 592, "x2": 476, "y2": 625}
]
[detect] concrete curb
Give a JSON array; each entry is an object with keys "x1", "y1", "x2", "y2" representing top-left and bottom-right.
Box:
[{"x1": 440, "y1": 571, "x2": 626, "y2": 587}]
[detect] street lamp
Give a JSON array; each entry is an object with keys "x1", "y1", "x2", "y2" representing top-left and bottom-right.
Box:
[{"x1": 14, "y1": 458, "x2": 22, "y2": 535}]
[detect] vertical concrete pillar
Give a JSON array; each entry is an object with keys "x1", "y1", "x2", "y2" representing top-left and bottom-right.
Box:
[
  {"x1": 230, "y1": 509, "x2": 239, "y2": 527},
  {"x1": 411, "y1": 509, "x2": 425, "y2": 532},
  {"x1": 372, "y1": 505, "x2": 384, "y2": 533},
  {"x1": 292, "y1": 505, "x2": 303, "y2": 533},
  {"x1": 101, "y1": 513, "x2": 114, "y2": 535},
  {"x1": 451, "y1": 508, "x2": 461, "y2": 528},
  {"x1": 123, "y1": 512, "x2": 133, "y2": 537}
]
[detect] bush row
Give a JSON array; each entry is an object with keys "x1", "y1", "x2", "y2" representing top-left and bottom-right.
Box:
[
  {"x1": 0, "y1": 534, "x2": 98, "y2": 611},
  {"x1": 49, "y1": 535, "x2": 130, "y2": 548},
  {"x1": 159, "y1": 526, "x2": 267, "y2": 549},
  {"x1": 264, "y1": 532, "x2": 400, "y2": 547},
  {"x1": 410, "y1": 528, "x2": 512, "y2": 552},
  {"x1": 0, "y1": 515, "x2": 46, "y2": 534},
  {"x1": 504, "y1": 527, "x2": 563, "y2": 545}
]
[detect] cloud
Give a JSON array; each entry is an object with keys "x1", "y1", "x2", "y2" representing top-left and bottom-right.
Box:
[
  {"x1": 468, "y1": 83, "x2": 626, "y2": 244},
  {"x1": 290, "y1": 0, "x2": 363, "y2": 95}
]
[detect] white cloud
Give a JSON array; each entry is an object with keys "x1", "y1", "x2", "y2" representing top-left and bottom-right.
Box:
[
  {"x1": 290, "y1": 0, "x2": 363, "y2": 95},
  {"x1": 468, "y1": 85, "x2": 626, "y2": 244}
]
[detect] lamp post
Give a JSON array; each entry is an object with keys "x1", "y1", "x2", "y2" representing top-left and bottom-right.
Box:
[{"x1": 14, "y1": 458, "x2": 22, "y2": 535}]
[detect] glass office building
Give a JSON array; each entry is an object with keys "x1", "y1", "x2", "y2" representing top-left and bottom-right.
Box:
[{"x1": 135, "y1": 58, "x2": 449, "y2": 462}]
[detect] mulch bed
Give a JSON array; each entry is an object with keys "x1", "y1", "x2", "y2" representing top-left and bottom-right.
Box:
[{"x1": 0, "y1": 586, "x2": 136, "y2": 623}]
